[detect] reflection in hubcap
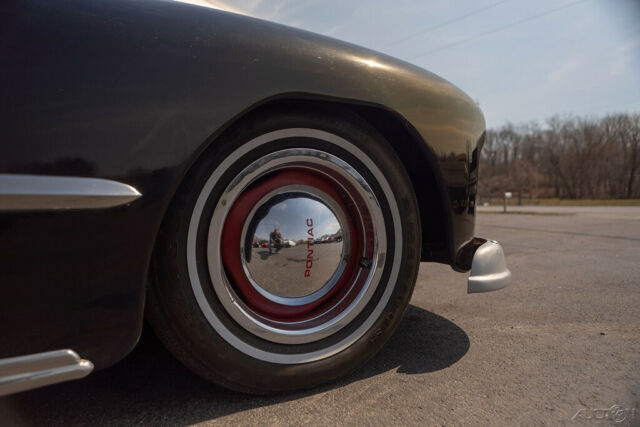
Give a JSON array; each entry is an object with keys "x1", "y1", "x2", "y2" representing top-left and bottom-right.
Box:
[{"x1": 241, "y1": 187, "x2": 349, "y2": 304}]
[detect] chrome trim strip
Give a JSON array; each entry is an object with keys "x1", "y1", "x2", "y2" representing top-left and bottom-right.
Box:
[
  {"x1": 468, "y1": 240, "x2": 511, "y2": 293},
  {"x1": 0, "y1": 349, "x2": 94, "y2": 396},
  {"x1": 0, "y1": 174, "x2": 141, "y2": 210}
]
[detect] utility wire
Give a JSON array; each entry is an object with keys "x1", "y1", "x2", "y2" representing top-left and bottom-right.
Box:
[
  {"x1": 407, "y1": 0, "x2": 590, "y2": 60},
  {"x1": 385, "y1": 0, "x2": 512, "y2": 48}
]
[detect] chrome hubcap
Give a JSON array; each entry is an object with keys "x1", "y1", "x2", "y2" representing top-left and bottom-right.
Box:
[{"x1": 241, "y1": 186, "x2": 350, "y2": 305}]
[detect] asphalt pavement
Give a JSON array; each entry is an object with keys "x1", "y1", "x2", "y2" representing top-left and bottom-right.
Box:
[{"x1": 2, "y1": 206, "x2": 639, "y2": 425}]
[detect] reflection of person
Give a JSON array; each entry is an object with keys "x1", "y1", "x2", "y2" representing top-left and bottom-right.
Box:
[{"x1": 269, "y1": 228, "x2": 283, "y2": 254}]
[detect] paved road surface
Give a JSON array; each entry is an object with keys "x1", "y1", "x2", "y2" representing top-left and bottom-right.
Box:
[{"x1": 2, "y1": 206, "x2": 639, "y2": 425}]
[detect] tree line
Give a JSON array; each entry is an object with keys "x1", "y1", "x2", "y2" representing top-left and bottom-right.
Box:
[{"x1": 480, "y1": 112, "x2": 640, "y2": 199}]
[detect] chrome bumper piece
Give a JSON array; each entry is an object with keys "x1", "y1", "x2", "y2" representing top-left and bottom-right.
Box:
[
  {"x1": 467, "y1": 240, "x2": 510, "y2": 293},
  {"x1": 0, "y1": 349, "x2": 93, "y2": 396}
]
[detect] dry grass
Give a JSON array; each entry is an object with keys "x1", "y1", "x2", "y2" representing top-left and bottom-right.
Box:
[
  {"x1": 479, "y1": 198, "x2": 640, "y2": 207},
  {"x1": 534, "y1": 198, "x2": 640, "y2": 206},
  {"x1": 478, "y1": 210, "x2": 574, "y2": 216}
]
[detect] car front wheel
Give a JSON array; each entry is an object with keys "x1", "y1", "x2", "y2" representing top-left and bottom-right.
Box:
[{"x1": 147, "y1": 106, "x2": 421, "y2": 393}]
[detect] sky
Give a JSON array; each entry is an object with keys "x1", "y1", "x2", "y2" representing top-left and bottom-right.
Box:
[{"x1": 178, "y1": 0, "x2": 640, "y2": 129}]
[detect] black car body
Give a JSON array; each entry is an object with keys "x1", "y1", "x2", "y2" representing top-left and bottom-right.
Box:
[{"x1": 0, "y1": 0, "x2": 508, "y2": 395}]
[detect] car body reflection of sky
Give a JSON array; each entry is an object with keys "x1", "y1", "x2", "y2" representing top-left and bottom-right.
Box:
[{"x1": 254, "y1": 198, "x2": 341, "y2": 242}]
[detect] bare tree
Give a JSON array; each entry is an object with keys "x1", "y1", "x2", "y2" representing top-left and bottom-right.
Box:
[{"x1": 479, "y1": 112, "x2": 640, "y2": 199}]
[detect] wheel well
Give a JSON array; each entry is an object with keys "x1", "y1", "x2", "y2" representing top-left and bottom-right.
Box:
[
  {"x1": 344, "y1": 102, "x2": 452, "y2": 263},
  {"x1": 179, "y1": 95, "x2": 452, "y2": 263}
]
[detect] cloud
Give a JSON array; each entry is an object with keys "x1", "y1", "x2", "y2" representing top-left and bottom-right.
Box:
[
  {"x1": 318, "y1": 221, "x2": 340, "y2": 236},
  {"x1": 548, "y1": 58, "x2": 580, "y2": 84},
  {"x1": 610, "y1": 36, "x2": 640, "y2": 76}
]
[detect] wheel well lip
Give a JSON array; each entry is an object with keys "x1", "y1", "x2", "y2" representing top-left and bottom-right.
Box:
[
  {"x1": 155, "y1": 92, "x2": 456, "y2": 288},
  {"x1": 180, "y1": 91, "x2": 433, "y2": 178}
]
